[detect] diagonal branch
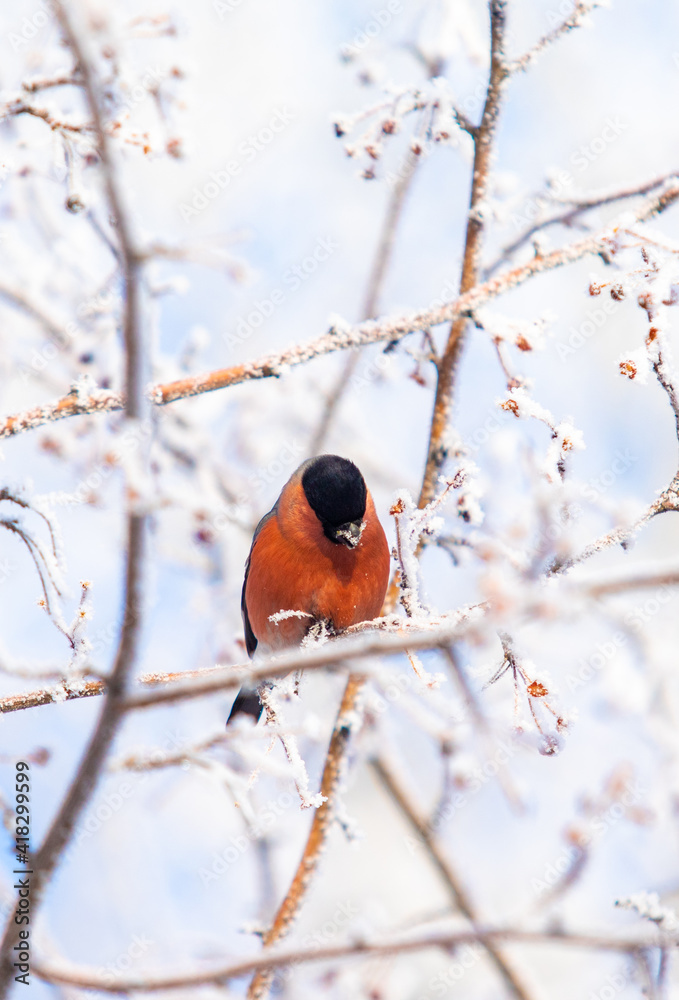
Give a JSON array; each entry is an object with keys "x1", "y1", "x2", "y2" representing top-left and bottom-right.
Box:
[
  {"x1": 5, "y1": 181, "x2": 679, "y2": 444},
  {"x1": 245, "y1": 674, "x2": 365, "y2": 999},
  {"x1": 370, "y1": 753, "x2": 535, "y2": 1000},
  {"x1": 310, "y1": 143, "x2": 421, "y2": 454},
  {"x1": 486, "y1": 170, "x2": 679, "y2": 280},
  {"x1": 509, "y1": 1, "x2": 605, "y2": 75}
]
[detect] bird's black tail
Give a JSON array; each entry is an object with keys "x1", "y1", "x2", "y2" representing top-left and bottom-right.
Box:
[{"x1": 227, "y1": 685, "x2": 263, "y2": 724}]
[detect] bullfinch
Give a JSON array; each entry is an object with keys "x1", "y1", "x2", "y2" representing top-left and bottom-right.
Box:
[{"x1": 227, "y1": 454, "x2": 390, "y2": 722}]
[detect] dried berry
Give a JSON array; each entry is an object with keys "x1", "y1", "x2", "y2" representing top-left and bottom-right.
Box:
[
  {"x1": 500, "y1": 399, "x2": 520, "y2": 416},
  {"x1": 637, "y1": 292, "x2": 653, "y2": 313}
]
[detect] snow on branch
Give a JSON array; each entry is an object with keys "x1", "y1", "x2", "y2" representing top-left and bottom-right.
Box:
[
  {"x1": 3, "y1": 183, "x2": 679, "y2": 445},
  {"x1": 32, "y1": 922, "x2": 673, "y2": 994},
  {"x1": 497, "y1": 386, "x2": 585, "y2": 483},
  {"x1": 509, "y1": 2, "x2": 608, "y2": 75},
  {"x1": 616, "y1": 892, "x2": 679, "y2": 933}
]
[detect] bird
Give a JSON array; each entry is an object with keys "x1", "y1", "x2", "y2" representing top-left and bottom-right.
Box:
[{"x1": 227, "y1": 454, "x2": 390, "y2": 722}]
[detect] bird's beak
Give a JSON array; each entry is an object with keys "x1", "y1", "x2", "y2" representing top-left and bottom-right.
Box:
[{"x1": 333, "y1": 520, "x2": 365, "y2": 548}]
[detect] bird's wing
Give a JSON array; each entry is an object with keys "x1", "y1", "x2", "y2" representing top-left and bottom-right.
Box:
[{"x1": 241, "y1": 506, "x2": 277, "y2": 656}]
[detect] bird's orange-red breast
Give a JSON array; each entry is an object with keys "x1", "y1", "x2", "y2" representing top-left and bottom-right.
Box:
[{"x1": 228, "y1": 454, "x2": 390, "y2": 721}]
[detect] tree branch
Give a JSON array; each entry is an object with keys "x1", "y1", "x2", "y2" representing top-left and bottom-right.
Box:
[
  {"x1": 486, "y1": 170, "x2": 679, "y2": 280},
  {"x1": 0, "y1": 5, "x2": 147, "y2": 991},
  {"x1": 6, "y1": 180, "x2": 679, "y2": 444},
  {"x1": 370, "y1": 753, "x2": 535, "y2": 1000},
  {"x1": 245, "y1": 674, "x2": 365, "y2": 998},
  {"x1": 310, "y1": 144, "x2": 420, "y2": 454},
  {"x1": 0, "y1": 610, "x2": 485, "y2": 716},
  {"x1": 33, "y1": 924, "x2": 670, "y2": 993},
  {"x1": 418, "y1": 0, "x2": 510, "y2": 507},
  {"x1": 508, "y1": 1, "x2": 604, "y2": 75}
]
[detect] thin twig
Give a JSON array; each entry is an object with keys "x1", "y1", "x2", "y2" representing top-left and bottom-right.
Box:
[
  {"x1": 442, "y1": 646, "x2": 523, "y2": 810},
  {"x1": 509, "y1": 2, "x2": 604, "y2": 75},
  {"x1": 310, "y1": 144, "x2": 420, "y2": 454},
  {"x1": 0, "y1": 281, "x2": 72, "y2": 343},
  {"x1": 586, "y1": 568, "x2": 679, "y2": 597},
  {"x1": 485, "y1": 170, "x2": 679, "y2": 279},
  {"x1": 549, "y1": 473, "x2": 679, "y2": 576}
]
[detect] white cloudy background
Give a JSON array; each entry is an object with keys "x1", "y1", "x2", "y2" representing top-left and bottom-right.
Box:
[{"x1": 0, "y1": 0, "x2": 678, "y2": 998}]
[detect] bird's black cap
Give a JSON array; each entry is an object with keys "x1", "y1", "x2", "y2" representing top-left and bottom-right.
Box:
[{"x1": 301, "y1": 455, "x2": 367, "y2": 534}]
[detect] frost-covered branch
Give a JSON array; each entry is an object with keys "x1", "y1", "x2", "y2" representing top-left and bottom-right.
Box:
[
  {"x1": 509, "y1": 2, "x2": 606, "y2": 75},
  {"x1": 3, "y1": 183, "x2": 679, "y2": 444},
  {"x1": 33, "y1": 924, "x2": 672, "y2": 993},
  {"x1": 245, "y1": 673, "x2": 365, "y2": 999},
  {"x1": 311, "y1": 143, "x2": 421, "y2": 454},
  {"x1": 486, "y1": 170, "x2": 679, "y2": 278},
  {"x1": 0, "y1": 612, "x2": 485, "y2": 717},
  {"x1": 0, "y1": 3, "x2": 148, "y2": 989},
  {"x1": 549, "y1": 478, "x2": 679, "y2": 576},
  {"x1": 419, "y1": 0, "x2": 511, "y2": 508}
]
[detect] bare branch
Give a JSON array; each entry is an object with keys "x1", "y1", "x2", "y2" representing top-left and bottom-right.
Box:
[
  {"x1": 6, "y1": 180, "x2": 679, "y2": 444},
  {"x1": 0, "y1": 610, "x2": 485, "y2": 716},
  {"x1": 245, "y1": 673, "x2": 366, "y2": 999},
  {"x1": 418, "y1": 0, "x2": 510, "y2": 508},
  {"x1": 370, "y1": 754, "x2": 535, "y2": 1000},
  {"x1": 509, "y1": 2, "x2": 605, "y2": 75},
  {"x1": 586, "y1": 567, "x2": 679, "y2": 597},
  {"x1": 0, "y1": 3, "x2": 147, "y2": 989},
  {"x1": 0, "y1": 281, "x2": 72, "y2": 343},
  {"x1": 486, "y1": 171, "x2": 679, "y2": 280},
  {"x1": 33, "y1": 924, "x2": 671, "y2": 994},
  {"x1": 311, "y1": 144, "x2": 420, "y2": 454}
]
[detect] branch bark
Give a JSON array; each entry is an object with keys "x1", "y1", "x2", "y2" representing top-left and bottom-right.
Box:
[
  {"x1": 33, "y1": 924, "x2": 668, "y2": 993},
  {"x1": 4, "y1": 180, "x2": 678, "y2": 445},
  {"x1": 0, "y1": 608, "x2": 485, "y2": 716},
  {"x1": 418, "y1": 0, "x2": 509, "y2": 507},
  {"x1": 310, "y1": 145, "x2": 420, "y2": 454},
  {"x1": 370, "y1": 753, "x2": 535, "y2": 1000},
  {"x1": 245, "y1": 674, "x2": 364, "y2": 998},
  {"x1": 0, "y1": 6, "x2": 147, "y2": 993}
]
